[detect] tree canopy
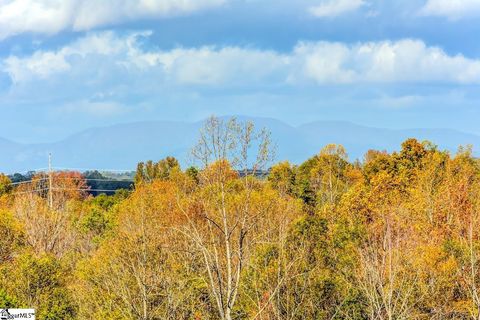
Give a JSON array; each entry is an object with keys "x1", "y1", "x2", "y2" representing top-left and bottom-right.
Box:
[{"x1": 0, "y1": 117, "x2": 480, "y2": 319}]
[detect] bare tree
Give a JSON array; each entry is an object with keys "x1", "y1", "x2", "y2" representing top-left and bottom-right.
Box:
[
  {"x1": 356, "y1": 212, "x2": 419, "y2": 320},
  {"x1": 459, "y1": 191, "x2": 480, "y2": 320},
  {"x1": 183, "y1": 116, "x2": 274, "y2": 320},
  {"x1": 13, "y1": 172, "x2": 88, "y2": 257}
]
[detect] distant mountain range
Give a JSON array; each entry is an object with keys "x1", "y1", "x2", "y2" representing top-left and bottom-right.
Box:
[{"x1": 1, "y1": 117, "x2": 479, "y2": 173}]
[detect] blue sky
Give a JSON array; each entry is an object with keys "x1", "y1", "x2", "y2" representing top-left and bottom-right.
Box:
[{"x1": 0, "y1": 0, "x2": 479, "y2": 143}]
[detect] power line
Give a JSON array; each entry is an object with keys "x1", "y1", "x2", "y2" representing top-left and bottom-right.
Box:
[
  {"x1": 13, "y1": 187, "x2": 128, "y2": 196},
  {"x1": 51, "y1": 166, "x2": 134, "y2": 173},
  {"x1": 9, "y1": 153, "x2": 134, "y2": 198},
  {"x1": 8, "y1": 177, "x2": 133, "y2": 186},
  {"x1": 9, "y1": 178, "x2": 48, "y2": 186},
  {"x1": 13, "y1": 188, "x2": 127, "y2": 195},
  {"x1": 55, "y1": 177, "x2": 134, "y2": 182},
  {"x1": 9, "y1": 155, "x2": 133, "y2": 198},
  {"x1": 51, "y1": 187, "x2": 127, "y2": 193},
  {"x1": 8, "y1": 178, "x2": 133, "y2": 191},
  {"x1": 13, "y1": 188, "x2": 49, "y2": 195},
  {"x1": 8, "y1": 174, "x2": 134, "y2": 186}
]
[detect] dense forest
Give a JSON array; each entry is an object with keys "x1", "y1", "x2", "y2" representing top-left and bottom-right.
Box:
[{"x1": 1, "y1": 116, "x2": 480, "y2": 319}]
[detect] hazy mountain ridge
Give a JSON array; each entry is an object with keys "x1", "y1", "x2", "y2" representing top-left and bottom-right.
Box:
[{"x1": 1, "y1": 117, "x2": 479, "y2": 173}]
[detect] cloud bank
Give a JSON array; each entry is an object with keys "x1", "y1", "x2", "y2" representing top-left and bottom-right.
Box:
[
  {"x1": 0, "y1": 0, "x2": 225, "y2": 40},
  {"x1": 420, "y1": 0, "x2": 480, "y2": 19},
  {"x1": 3, "y1": 31, "x2": 480, "y2": 89}
]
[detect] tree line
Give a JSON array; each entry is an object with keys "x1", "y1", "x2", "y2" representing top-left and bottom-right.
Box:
[{"x1": 0, "y1": 116, "x2": 480, "y2": 319}]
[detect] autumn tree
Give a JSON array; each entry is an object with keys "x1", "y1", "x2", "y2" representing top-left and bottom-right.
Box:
[
  {"x1": 181, "y1": 116, "x2": 276, "y2": 320},
  {"x1": 0, "y1": 252, "x2": 76, "y2": 319},
  {"x1": 267, "y1": 161, "x2": 296, "y2": 197},
  {"x1": 0, "y1": 208, "x2": 23, "y2": 263},
  {"x1": 295, "y1": 144, "x2": 356, "y2": 209},
  {"x1": 356, "y1": 211, "x2": 420, "y2": 320},
  {"x1": 2, "y1": 125, "x2": 480, "y2": 320},
  {"x1": 442, "y1": 148, "x2": 480, "y2": 319},
  {"x1": 75, "y1": 181, "x2": 199, "y2": 319},
  {"x1": 13, "y1": 171, "x2": 88, "y2": 257}
]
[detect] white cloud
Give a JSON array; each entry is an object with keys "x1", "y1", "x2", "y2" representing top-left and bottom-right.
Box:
[
  {"x1": 2, "y1": 32, "x2": 480, "y2": 91},
  {"x1": 155, "y1": 47, "x2": 289, "y2": 85},
  {"x1": 0, "y1": 0, "x2": 225, "y2": 40},
  {"x1": 293, "y1": 40, "x2": 480, "y2": 84},
  {"x1": 420, "y1": 0, "x2": 480, "y2": 19},
  {"x1": 309, "y1": 0, "x2": 366, "y2": 17},
  {"x1": 5, "y1": 51, "x2": 71, "y2": 83},
  {"x1": 2, "y1": 31, "x2": 291, "y2": 87},
  {"x1": 3, "y1": 31, "x2": 141, "y2": 83}
]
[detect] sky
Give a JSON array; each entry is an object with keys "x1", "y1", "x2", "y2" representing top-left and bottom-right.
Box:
[{"x1": 0, "y1": 0, "x2": 479, "y2": 143}]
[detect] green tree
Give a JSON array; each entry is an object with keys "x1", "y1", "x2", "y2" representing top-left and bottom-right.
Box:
[
  {"x1": 0, "y1": 253, "x2": 76, "y2": 319},
  {"x1": 0, "y1": 174, "x2": 12, "y2": 196},
  {"x1": 295, "y1": 144, "x2": 353, "y2": 209},
  {"x1": 268, "y1": 161, "x2": 296, "y2": 196},
  {"x1": 134, "y1": 157, "x2": 181, "y2": 184},
  {"x1": 0, "y1": 209, "x2": 23, "y2": 263}
]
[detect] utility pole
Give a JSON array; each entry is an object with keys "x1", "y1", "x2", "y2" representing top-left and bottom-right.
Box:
[{"x1": 48, "y1": 153, "x2": 53, "y2": 209}]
